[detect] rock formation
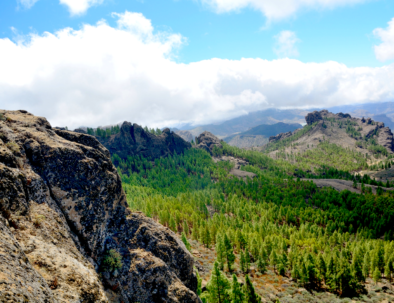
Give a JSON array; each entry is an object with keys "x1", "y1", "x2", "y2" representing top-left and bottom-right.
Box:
[
  {"x1": 195, "y1": 131, "x2": 223, "y2": 155},
  {"x1": 305, "y1": 111, "x2": 323, "y2": 125},
  {"x1": 99, "y1": 122, "x2": 191, "y2": 159},
  {"x1": 0, "y1": 110, "x2": 199, "y2": 302},
  {"x1": 265, "y1": 109, "x2": 394, "y2": 155},
  {"x1": 269, "y1": 131, "x2": 293, "y2": 142}
]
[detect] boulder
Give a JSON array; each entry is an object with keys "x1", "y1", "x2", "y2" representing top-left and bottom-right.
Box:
[
  {"x1": 0, "y1": 110, "x2": 199, "y2": 302},
  {"x1": 100, "y1": 122, "x2": 191, "y2": 159},
  {"x1": 195, "y1": 131, "x2": 222, "y2": 155}
]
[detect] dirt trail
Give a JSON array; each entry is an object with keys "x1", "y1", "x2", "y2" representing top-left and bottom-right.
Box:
[{"x1": 302, "y1": 178, "x2": 394, "y2": 194}]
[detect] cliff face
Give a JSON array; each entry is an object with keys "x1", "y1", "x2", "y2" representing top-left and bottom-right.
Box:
[
  {"x1": 0, "y1": 110, "x2": 199, "y2": 302},
  {"x1": 100, "y1": 122, "x2": 191, "y2": 159}
]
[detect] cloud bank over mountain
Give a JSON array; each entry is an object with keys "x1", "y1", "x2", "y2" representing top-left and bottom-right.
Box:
[{"x1": 1, "y1": 11, "x2": 394, "y2": 129}]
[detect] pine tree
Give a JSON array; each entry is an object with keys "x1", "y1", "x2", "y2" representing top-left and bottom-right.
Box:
[
  {"x1": 230, "y1": 274, "x2": 244, "y2": 303},
  {"x1": 352, "y1": 251, "x2": 364, "y2": 283},
  {"x1": 291, "y1": 262, "x2": 300, "y2": 282},
  {"x1": 317, "y1": 254, "x2": 327, "y2": 283},
  {"x1": 206, "y1": 261, "x2": 231, "y2": 303},
  {"x1": 169, "y1": 216, "x2": 177, "y2": 232},
  {"x1": 384, "y1": 262, "x2": 391, "y2": 281},
  {"x1": 362, "y1": 252, "x2": 370, "y2": 279},
  {"x1": 245, "y1": 250, "x2": 250, "y2": 273},
  {"x1": 243, "y1": 275, "x2": 260, "y2": 303},
  {"x1": 257, "y1": 256, "x2": 267, "y2": 274},
  {"x1": 270, "y1": 250, "x2": 278, "y2": 272},
  {"x1": 183, "y1": 220, "x2": 189, "y2": 236},
  {"x1": 216, "y1": 234, "x2": 226, "y2": 271},
  {"x1": 181, "y1": 232, "x2": 191, "y2": 251},
  {"x1": 224, "y1": 234, "x2": 236, "y2": 272},
  {"x1": 373, "y1": 267, "x2": 381, "y2": 285},
  {"x1": 196, "y1": 269, "x2": 202, "y2": 296},
  {"x1": 240, "y1": 250, "x2": 246, "y2": 273}
]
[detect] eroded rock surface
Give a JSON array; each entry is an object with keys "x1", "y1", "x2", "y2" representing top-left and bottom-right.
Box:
[
  {"x1": 0, "y1": 110, "x2": 199, "y2": 302},
  {"x1": 195, "y1": 132, "x2": 222, "y2": 155},
  {"x1": 100, "y1": 122, "x2": 191, "y2": 159}
]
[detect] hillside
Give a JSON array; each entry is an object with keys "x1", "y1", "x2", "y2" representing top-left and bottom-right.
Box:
[
  {"x1": 223, "y1": 122, "x2": 302, "y2": 148},
  {"x1": 114, "y1": 130, "x2": 394, "y2": 303},
  {"x1": 249, "y1": 110, "x2": 394, "y2": 174}
]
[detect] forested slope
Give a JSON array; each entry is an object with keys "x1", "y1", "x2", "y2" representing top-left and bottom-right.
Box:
[{"x1": 113, "y1": 140, "x2": 394, "y2": 302}]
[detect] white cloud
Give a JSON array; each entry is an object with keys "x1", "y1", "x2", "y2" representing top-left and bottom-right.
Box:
[
  {"x1": 374, "y1": 18, "x2": 394, "y2": 62},
  {"x1": 59, "y1": 0, "x2": 104, "y2": 15},
  {"x1": 274, "y1": 30, "x2": 300, "y2": 58},
  {"x1": 200, "y1": 0, "x2": 367, "y2": 20},
  {"x1": 17, "y1": 0, "x2": 39, "y2": 9},
  {"x1": 1, "y1": 11, "x2": 394, "y2": 129}
]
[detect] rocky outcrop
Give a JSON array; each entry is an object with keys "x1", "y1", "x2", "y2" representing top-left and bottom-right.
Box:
[
  {"x1": 266, "y1": 109, "x2": 394, "y2": 155},
  {"x1": 175, "y1": 130, "x2": 194, "y2": 142},
  {"x1": 100, "y1": 122, "x2": 191, "y2": 159},
  {"x1": 269, "y1": 131, "x2": 293, "y2": 142},
  {"x1": 377, "y1": 127, "x2": 394, "y2": 152},
  {"x1": 305, "y1": 111, "x2": 323, "y2": 125},
  {"x1": 0, "y1": 110, "x2": 199, "y2": 302},
  {"x1": 195, "y1": 131, "x2": 222, "y2": 155}
]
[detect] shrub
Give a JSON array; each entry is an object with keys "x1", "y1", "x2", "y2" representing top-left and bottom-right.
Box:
[
  {"x1": 101, "y1": 249, "x2": 122, "y2": 272},
  {"x1": 6, "y1": 141, "x2": 20, "y2": 153},
  {"x1": 33, "y1": 215, "x2": 46, "y2": 227},
  {"x1": 0, "y1": 113, "x2": 5, "y2": 121}
]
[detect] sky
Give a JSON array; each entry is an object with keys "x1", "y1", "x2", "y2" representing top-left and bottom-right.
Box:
[{"x1": 1, "y1": 0, "x2": 394, "y2": 129}]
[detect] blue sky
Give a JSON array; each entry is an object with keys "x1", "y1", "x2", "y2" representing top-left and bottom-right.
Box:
[
  {"x1": 2, "y1": 0, "x2": 393, "y2": 66},
  {"x1": 1, "y1": 0, "x2": 394, "y2": 128}
]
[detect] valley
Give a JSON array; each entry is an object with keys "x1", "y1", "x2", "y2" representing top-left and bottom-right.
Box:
[{"x1": 2, "y1": 108, "x2": 394, "y2": 303}]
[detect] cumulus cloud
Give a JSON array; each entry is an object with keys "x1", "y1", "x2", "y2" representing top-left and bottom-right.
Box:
[
  {"x1": 17, "y1": 0, "x2": 39, "y2": 9},
  {"x1": 374, "y1": 18, "x2": 394, "y2": 62},
  {"x1": 59, "y1": 0, "x2": 104, "y2": 15},
  {"x1": 1, "y1": 11, "x2": 394, "y2": 129},
  {"x1": 274, "y1": 31, "x2": 300, "y2": 58},
  {"x1": 200, "y1": 0, "x2": 367, "y2": 20}
]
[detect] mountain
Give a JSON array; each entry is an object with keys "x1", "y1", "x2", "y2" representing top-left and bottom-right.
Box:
[
  {"x1": 181, "y1": 108, "x2": 309, "y2": 138},
  {"x1": 0, "y1": 110, "x2": 199, "y2": 302},
  {"x1": 259, "y1": 110, "x2": 394, "y2": 163},
  {"x1": 177, "y1": 102, "x2": 394, "y2": 139},
  {"x1": 329, "y1": 101, "x2": 394, "y2": 130},
  {"x1": 223, "y1": 122, "x2": 302, "y2": 148},
  {"x1": 175, "y1": 130, "x2": 194, "y2": 142},
  {"x1": 97, "y1": 122, "x2": 191, "y2": 159}
]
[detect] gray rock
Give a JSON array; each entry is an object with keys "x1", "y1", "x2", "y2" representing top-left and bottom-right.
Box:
[
  {"x1": 99, "y1": 122, "x2": 191, "y2": 159},
  {"x1": 195, "y1": 131, "x2": 222, "y2": 155},
  {"x1": 305, "y1": 111, "x2": 323, "y2": 125},
  {"x1": 0, "y1": 110, "x2": 199, "y2": 302}
]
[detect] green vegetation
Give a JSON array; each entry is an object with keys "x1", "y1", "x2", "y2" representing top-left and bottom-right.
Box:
[
  {"x1": 101, "y1": 249, "x2": 123, "y2": 272},
  {"x1": 262, "y1": 123, "x2": 317, "y2": 153},
  {"x1": 6, "y1": 141, "x2": 20, "y2": 153},
  {"x1": 87, "y1": 125, "x2": 162, "y2": 138},
  {"x1": 115, "y1": 144, "x2": 394, "y2": 300}
]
